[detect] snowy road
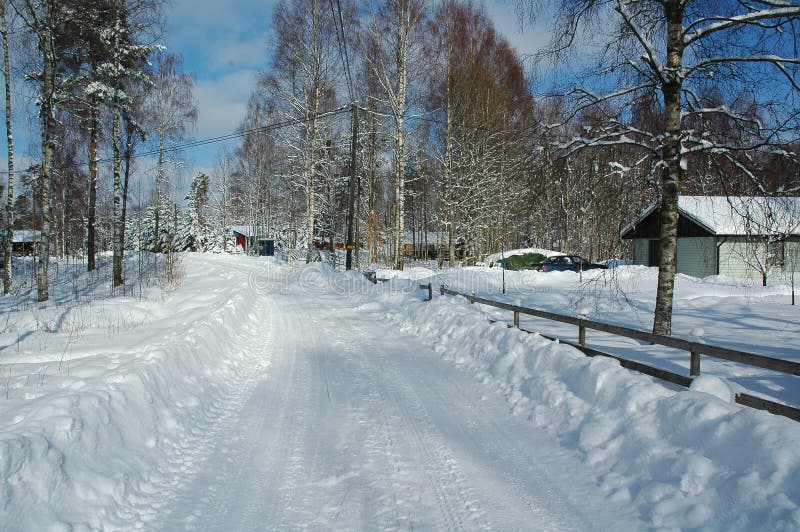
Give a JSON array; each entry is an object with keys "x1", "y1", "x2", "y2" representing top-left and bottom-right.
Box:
[
  {"x1": 3, "y1": 255, "x2": 799, "y2": 530},
  {"x1": 155, "y1": 263, "x2": 643, "y2": 531}
]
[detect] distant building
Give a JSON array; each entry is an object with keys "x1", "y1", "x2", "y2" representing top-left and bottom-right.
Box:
[
  {"x1": 621, "y1": 196, "x2": 800, "y2": 278},
  {"x1": 402, "y1": 231, "x2": 464, "y2": 260},
  {"x1": 230, "y1": 226, "x2": 274, "y2": 256},
  {"x1": 0, "y1": 230, "x2": 42, "y2": 256}
]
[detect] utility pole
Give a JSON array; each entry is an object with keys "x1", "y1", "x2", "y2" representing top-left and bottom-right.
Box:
[{"x1": 345, "y1": 103, "x2": 359, "y2": 270}]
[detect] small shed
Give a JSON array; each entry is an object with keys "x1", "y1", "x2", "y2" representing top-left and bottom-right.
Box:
[
  {"x1": 402, "y1": 231, "x2": 464, "y2": 260},
  {"x1": 1, "y1": 230, "x2": 42, "y2": 256},
  {"x1": 230, "y1": 226, "x2": 274, "y2": 256},
  {"x1": 621, "y1": 196, "x2": 800, "y2": 278}
]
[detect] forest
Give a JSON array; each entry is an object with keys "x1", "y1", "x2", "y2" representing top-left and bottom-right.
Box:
[{"x1": 1, "y1": 0, "x2": 799, "y2": 333}]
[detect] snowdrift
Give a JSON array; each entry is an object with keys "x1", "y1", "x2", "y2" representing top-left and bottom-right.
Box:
[
  {"x1": 0, "y1": 256, "x2": 275, "y2": 530},
  {"x1": 378, "y1": 290, "x2": 800, "y2": 530}
]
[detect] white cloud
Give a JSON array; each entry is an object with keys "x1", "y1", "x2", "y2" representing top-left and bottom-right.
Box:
[
  {"x1": 166, "y1": 0, "x2": 276, "y2": 72},
  {"x1": 194, "y1": 69, "x2": 257, "y2": 136},
  {"x1": 483, "y1": 0, "x2": 551, "y2": 59},
  {"x1": 206, "y1": 37, "x2": 269, "y2": 73}
]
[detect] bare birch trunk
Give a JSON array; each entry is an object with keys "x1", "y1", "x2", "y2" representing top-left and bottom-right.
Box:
[
  {"x1": 392, "y1": 2, "x2": 409, "y2": 271},
  {"x1": 37, "y1": 11, "x2": 55, "y2": 302},
  {"x1": 444, "y1": 54, "x2": 454, "y2": 269},
  {"x1": 305, "y1": 87, "x2": 320, "y2": 263},
  {"x1": 2, "y1": 1, "x2": 14, "y2": 295},
  {"x1": 304, "y1": 0, "x2": 322, "y2": 264},
  {"x1": 653, "y1": 1, "x2": 685, "y2": 336},
  {"x1": 154, "y1": 129, "x2": 164, "y2": 252},
  {"x1": 87, "y1": 96, "x2": 98, "y2": 271},
  {"x1": 121, "y1": 119, "x2": 135, "y2": 257},
  {"x1": 112, "y1": 109, "x2": 124, "y2": 287}
]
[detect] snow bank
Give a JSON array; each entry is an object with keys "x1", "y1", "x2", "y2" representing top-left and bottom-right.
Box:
[
  {"x1": 0, "y1": 256, "x2": 274, "y2": 530},
  {"x1": 382, "y1": 292, "x2": 800, "y2": 530}
]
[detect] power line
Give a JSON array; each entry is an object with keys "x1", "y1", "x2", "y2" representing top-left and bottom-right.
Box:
[
  {"x1": 0, "y1": 106, "x2": 352, "y2": 175},
  {"x1": 329, "y1": 0, "x2": 355, "y2": 104},
  {"x1": 93, "y1": 105, "x2": 352, "y2": 166}
]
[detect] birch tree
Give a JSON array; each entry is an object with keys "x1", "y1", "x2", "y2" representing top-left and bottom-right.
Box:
[
  {"x1": 527, "y1": 0, "x2": 800, "y2": 334},
  {"x1": 144, "y1": 51, "x2": 196, "y2": 253},
  {"x1": 13, "y1": 0, "x2": 61, "y2": 302},
  {"x1": 428, "y1": 0, "x2": 530, "y2": 262},
  {"x1": 263, "y1": 0, "x2": 341, "y2": 262},
  {"x1": 360, "y1": 0, "x2": 429, "y2": 270},
  {"x1": 2, "y1": 0, "x2": 14, "y2": 294},
  {"x1": 87, "y1": 0, "x2": 158, "y2": 286}
]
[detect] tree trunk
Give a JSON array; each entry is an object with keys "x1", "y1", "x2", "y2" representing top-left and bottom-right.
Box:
[
  {"x1": 112, "y1": 109, "x2": 124, "y2": 287},
  {"x1": 121, "y1": 120, "x2": 135, "y2": 256},
  {"x1": 652, "y1": 2, "x2": 685, "y2": 336},
  {"x1": 393, "y1": 112, "x2": 405, "y2": 270},
  {"x1": 305, "y1": 84, "x2": 320, "y2": 263},
  {"x1": 2, "y1": 1, "x2": 14, "y2": 295},
  {"x1": 444, "y1": 51, "x2": 454, "y2": 269},
  {"x1": 392, "y1": 4, "x2": 409, "y2": 271},
  {"x1": 87, "y1": 96, "x2": 98, "y2": 271},
  {"x1": 154, "y1": 129, "x2": 164, "y2": 252},
  {"x1": 37, "y1": 14, "x2": 55, "y2": 303}
]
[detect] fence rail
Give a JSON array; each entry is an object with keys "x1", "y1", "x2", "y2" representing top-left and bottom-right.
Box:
[{"x1": 438, "y1": 287, "x2": 800, "y2": 422}]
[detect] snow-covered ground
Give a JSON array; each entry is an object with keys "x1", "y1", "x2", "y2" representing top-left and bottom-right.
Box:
[
  {"x1": 0, "y1": 253, "x2": 798, "y2": 530},
  {"x1": 378, "y1": 263, "x2": 800, "y2": 407}
]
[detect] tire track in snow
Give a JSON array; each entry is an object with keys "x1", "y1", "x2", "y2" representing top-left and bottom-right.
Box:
[
  {"x1": 375, "y1": 315, "x2": 646, "y2": 531},
  {"x1": 334, "y1": 321, "x2": 482, "y2": 532},
  {"x1": 371, "y1": 351, "x2": 486, "y2": 531},
  {"x1": 154, "y1": 264, "x2": 643, "y2": 531},
  {"x1": 347, "y1": 344, "x2": 418, "y2": 529},
  {"x1": 131, "y1": 291, "x2": 270, "y2": 528},
  {"x1": 150, "y1": 292, "x2": 278, "y2": 531}
]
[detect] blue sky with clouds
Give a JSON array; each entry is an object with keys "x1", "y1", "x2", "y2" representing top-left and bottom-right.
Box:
[
  {"x1": 164, "y1": 0, "x2": 548, "y2": 168},
  {"x1": 0, "y1": 0, "x2": 549, "y2": 185},
  {"x1": 163, "y1": 0, "x2": 276, "y2": 167}
]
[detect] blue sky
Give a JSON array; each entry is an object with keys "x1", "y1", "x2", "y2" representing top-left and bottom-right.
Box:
[
  {"x1": 164, "y1": 0, "x2": 276, "y2": 168},
  {"x1": 0, "y1": 0, "x2": 549, "y2": 190},
  {"x1": 164, "y1": 0, "x2": 549, "y2": 169}
]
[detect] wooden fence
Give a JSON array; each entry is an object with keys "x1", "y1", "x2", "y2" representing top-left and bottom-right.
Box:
[{"x1": 434, "y1": 286, "x2": 800, "y2": 422}]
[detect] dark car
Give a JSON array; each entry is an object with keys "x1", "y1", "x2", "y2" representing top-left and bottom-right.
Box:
[{"x1": 531, "y1": 255, "x2": 608, "y2": 272}]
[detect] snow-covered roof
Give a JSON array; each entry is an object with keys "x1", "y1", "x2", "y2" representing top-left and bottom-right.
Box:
[
  {"x1": 11, "y1": 230, "x2": 42, "y2": 243},
  {"x1": 403, "y1": 231, "x2": 450, "y2": 245},
  {"x1": 622, "y1": 196, "x2": 800, "y2": 237},
  {"x1": 230, "y1": 225, "x2": 269, "y2": 238}
]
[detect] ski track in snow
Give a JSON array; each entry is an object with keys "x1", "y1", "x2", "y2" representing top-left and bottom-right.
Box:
[{"x1": 149, "y1": 263, "x2": 642, "y2": 531}]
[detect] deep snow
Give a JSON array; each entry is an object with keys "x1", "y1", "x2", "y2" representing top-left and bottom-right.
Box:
[{"x1": 0, "y1": 253, "x2": 798, "y2": 531}]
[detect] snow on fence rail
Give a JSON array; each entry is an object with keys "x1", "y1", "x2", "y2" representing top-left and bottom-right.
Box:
[{"x1": 437, "y1": 287, "x2": 800, "y2": 422}]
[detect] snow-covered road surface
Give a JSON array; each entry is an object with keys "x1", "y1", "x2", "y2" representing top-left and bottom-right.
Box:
[
  {"x1": 2, "y1": 253, "x2": 799, "y2": 531},
  {"x1": 156, "y1": 263, "x2": 642, "y2": 530}
]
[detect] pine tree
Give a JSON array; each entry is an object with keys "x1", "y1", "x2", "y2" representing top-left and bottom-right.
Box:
[{"x1": 180, "y1": 172, "x2": 211, "y2": 252}]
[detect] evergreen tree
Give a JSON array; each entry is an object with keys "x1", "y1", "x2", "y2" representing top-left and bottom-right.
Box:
[{"x1": 180, "y1": 172, "x2": 211, "y2": 252}]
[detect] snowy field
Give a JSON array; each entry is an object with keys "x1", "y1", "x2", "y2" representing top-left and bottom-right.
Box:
[{"x1": 0, "y1": 252, "x2": 798, "y2": 531}]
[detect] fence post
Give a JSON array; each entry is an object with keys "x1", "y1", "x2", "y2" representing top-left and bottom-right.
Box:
[
  {"x1": 514, "y1": 310, "x2": 520, "y2": 328},
  {"x1": 690, "y1": 352, "x2": 701, "y2": 377},
  {"x1": 426, "y1": 283, "x2": 432, "y2": 301},
  {"x1": 579, "y1": 325, "x2": 586, "y2": 346},
  {"x1": 470, "y1": 292, "x2": 475, "y2": 304},
  {"x1": 440, "y1": 285, "x2": 446, "y2": 296}
]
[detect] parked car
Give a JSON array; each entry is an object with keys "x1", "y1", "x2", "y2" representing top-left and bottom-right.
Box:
[{"x1": 531, "y1": 255, "x2": 608, "y2": 272}]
